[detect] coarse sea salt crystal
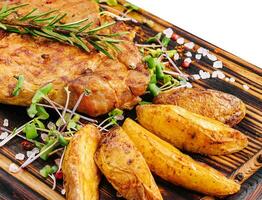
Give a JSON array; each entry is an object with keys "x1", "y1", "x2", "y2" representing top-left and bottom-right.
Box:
[
  {"x1": 163, "y1": 28, "x2": 174, "y2": 38},
  {"x1": 0, "y1": 132, "x2": 9, "y2": 140},
  {"x1": 186, "y1": 82, "x2": 193, "y2": 88},
  {"x1": 195, "y1": 54, "x2": 202, "y2": 60},
  {"x1": 197, "y1": 47, "x2": 209, "y2": 56},
  {"x1": 185, "y1": 51, "x2": 192, "y2": 57},
  {"x1": 217, "y1": 71, "x2": 225, "y2": 79},
  {"x1": 184, "y1": 57, "x2": 192, "y2": 64},
  {"x1": 15, "y1": 153, "x2": 25, "y2": 161},
  {"x1": 61, "y1": 188, "x2": 66, "y2": 195},
  {"x1": 26, "y1": 148, "x2": 39, "y2": 158},
  {"x1": 199, "y1": 70, "x2": 210, "y2": 79},
  {"x1": 3, "y1": 119, "x2": 9, "y2": 127},
  {"x1": 243, "y1": 84, "x2": 250, "y2": 90},
  {"x1": 173, "y1": 53, "x2": 180, "y2": 60},
  {"x1": 9, "y1": 163, "x2": 19, "y2": 173},
  {"x1": 207, "y1": 53, "x2": 217, "y2": 61},
  {"x1": 212, "y1": 71, "x2": 218, "y2": 78},
  {"x1": 176, "y1": 37, "x2": 185, "y2": 45},
  {"x1": 32, "y1": 147, "x2": 39, "y2": 154},
  {"x1": 229, "y1": 77, "x2": 235, "y2": 82},
  {"x1": 184, "y1": 42, "x2": 195, "y2": 49},
  {"x1": 202, "y1": 49, "x2": 209, "y2": 56},
  {"x1": 213, "y1": 60, "x2": 223, "y2": 69},
  {"x1": 192, "y1": 74, "x2": 201, "y2": 80}
]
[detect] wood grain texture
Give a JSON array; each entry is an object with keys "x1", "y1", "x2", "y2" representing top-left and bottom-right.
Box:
[
  {"x1": 0, "y1": 154, "x2": 64, "y2": 200},
  {"x1": 0, "y1": 0, "x2": 261, "y2": 199}
]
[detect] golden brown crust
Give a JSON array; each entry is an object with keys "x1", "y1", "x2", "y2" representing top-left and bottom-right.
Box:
[
  {"x1": 122, "y1": 118, "x2": 241, "y2": 196},
  {"x1": 153, "y1": 88, "x2": 246, "y2": 127},
  {"x1": 0, "y1": 0, "x2": 150, "y2": 117},
  {"x1": 62, "y1": 124, "x2": 101, "y2": 200},
  {"x1": 95, "y1": 127, "x2": 163, "y2": 200},
  {"x1": 136, "y1": 105, "x2": 248, "y2": 155}
]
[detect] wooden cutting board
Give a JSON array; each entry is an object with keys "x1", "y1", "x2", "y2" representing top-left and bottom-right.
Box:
[{"x1": 0, "y1": 0, "x2": 261, "y2": 199}]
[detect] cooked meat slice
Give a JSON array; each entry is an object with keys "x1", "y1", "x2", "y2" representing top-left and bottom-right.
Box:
[
  {"x1": 153, "y1": 87, "x2": 246, "y2": 126},
  {"x1": 0, "y1": 0, "x2": 150, "y2": 117},
  {"x1": 3, "y1": 0, "x2": 100, "y2": 27}
]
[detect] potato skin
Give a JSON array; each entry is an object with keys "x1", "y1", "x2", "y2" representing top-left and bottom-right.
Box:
[
  {"x1": 62, "y1": 124, "x2": 101, "y2": 200},
  {"x1": 136, "y1": 105, "x2": 248, "y2": 155},
  {"x1": 95, "y1": 127, "x2": 163, "y2": 200},
  {"x1": 122, "y1": 118, "x2": 241, "y2": 196},
  {"x1": 153, "y1": 88, "x2": 246, "y2": 127}
]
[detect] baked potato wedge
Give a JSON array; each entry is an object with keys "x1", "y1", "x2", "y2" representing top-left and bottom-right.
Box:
[
  {"x1": 136, "y1": 105, "x2": 248, "y2": 155},
  {"x1": 122, "y1": 118, "x2": 241, "y2": 196},
  {"x1": 95, "y1": 127, "x2": 163, "y2": 200},
  {"x1": 153, "y1": 87, "x2": 246, "y2": 127},
  {"x1": 62, "y1": 124, "x2": 101, "y2": 200}
]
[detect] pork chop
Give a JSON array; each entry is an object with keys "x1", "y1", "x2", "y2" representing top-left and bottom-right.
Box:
[{"x1": 0, "y1": 0, "x2": 150, "y2": 117}]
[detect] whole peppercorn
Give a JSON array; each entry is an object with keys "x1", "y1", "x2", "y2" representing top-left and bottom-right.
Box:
[{"x1": 21, "y1": 140, "x2": 35, "y2": 151}]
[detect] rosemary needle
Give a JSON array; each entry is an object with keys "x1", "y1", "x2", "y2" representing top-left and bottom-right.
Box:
[{"x1": 0, "y1": 4, "x2": 122, "y2": 58}]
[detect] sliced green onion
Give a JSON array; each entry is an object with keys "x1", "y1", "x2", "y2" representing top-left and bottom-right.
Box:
[
  {"x1": 145, "y1": 56, "x2": 157, "y2": 69},
  {"x1": 150, "y1": 74, "x2": 157, "y2": 84},
  {"x1": 162, "y1": 36, "x2": 170, "y2": 47},
  {"x1": 58, "y1": 135, "x2": 69, "y2": 147},
  {"x1": 40, "y1": 165, "x2": 52, "y2": 178},
  {"x1": 156, "y1": 63, "x2": 165, "y2": 80},
  {"x1": 40, "y1": 165, "x2": 58, "y2": 178},
  {"x1": 148, "y1": 83, "x2": 161, "y2": 97},
  {"x1": 40, "y1": 139, "x2": 58, "y2": 161}
]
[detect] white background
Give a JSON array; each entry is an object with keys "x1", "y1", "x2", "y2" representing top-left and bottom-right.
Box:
[{"x1": 128, "y1": 0, "x2": 262, "y2": 68}]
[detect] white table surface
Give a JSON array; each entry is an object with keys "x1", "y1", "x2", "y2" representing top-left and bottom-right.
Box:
[{"x1": 128, "y1": 0, "x2": 262, "y2": 68}]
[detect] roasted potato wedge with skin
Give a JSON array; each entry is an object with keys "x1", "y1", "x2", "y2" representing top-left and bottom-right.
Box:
[
  {"x1": 153, "y1": 87, "x2": 246, "y2": 127},
  {"x1": 62, "y1": 124, "x2": 101, "y2": 200},
  {"x1": 95, "y1": 127, "x2": 163, "y2": 200},
  {"x1": 136, "y1": 105, "x2": 248, "y2": 155},
  {"x1": 122, "y1": 118, "x2": 241, "y2": 196}
]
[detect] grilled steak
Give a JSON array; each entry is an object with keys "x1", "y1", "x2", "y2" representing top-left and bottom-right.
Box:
[{"x1": 0, "y1": 0, "x2": 150, "y2": 117}]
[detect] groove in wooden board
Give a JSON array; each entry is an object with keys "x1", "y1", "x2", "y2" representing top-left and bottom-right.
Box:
[
  {"x1": 198, "y1": 157, "x2": 234, "y2": 173},
  {"x1": 0, "y1": 168, "x2": 45, "y2": 200},
  {"x1": 218, "y1": 155, "x2": 244, "y2": 168},
  {"x1": 0, "y1": 154, "x2": 64, "y2": 200}
]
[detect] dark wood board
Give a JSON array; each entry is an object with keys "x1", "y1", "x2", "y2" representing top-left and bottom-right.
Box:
[{"x1": 0, "y1": 0, "x2": 261, "y2": 199}]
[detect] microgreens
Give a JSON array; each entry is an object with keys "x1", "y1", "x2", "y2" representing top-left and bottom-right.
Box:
[
  {"x1": 12, "y1": 75, "x2": 24, "y2": 96},
  {"x1": 0, "y1": 4, "x2": 122, "y2": 58},
  {"x1": 98, "y1": 108, "x2": 124, "y2": 132},
  {"x1": 137, "y1": 31, "x2": 193, "y2": 97}
]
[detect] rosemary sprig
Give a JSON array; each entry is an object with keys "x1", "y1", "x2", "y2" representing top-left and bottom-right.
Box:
[{"x1": 0, "y1": 4, "x2": 122, "y2": 58}]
